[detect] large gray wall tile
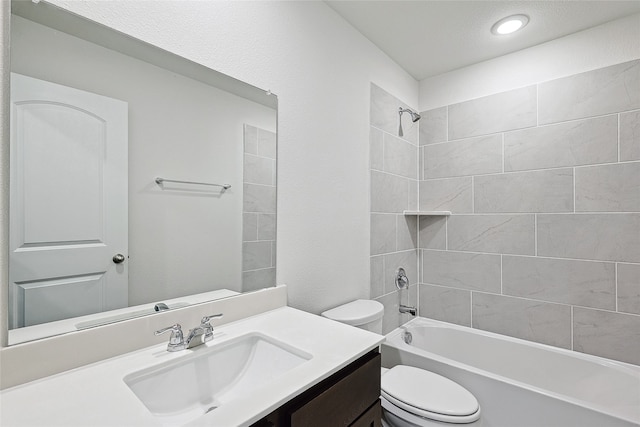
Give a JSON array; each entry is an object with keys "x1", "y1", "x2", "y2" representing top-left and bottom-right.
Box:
[
  {"x1": 371, "y1": 83, "x2": 417, "y2": 145},
  {"x1": 575, "y1": 162, "x2": 640, "y2": 212},
  {"x1": 418, "y1": 216, "x2": 446, "y2": 250},
  {"x1": 384, "y1": 133, "x2": 418, "y2": 179},
  {"x1": 244, "y1": 154, "x2": 274, "y2": 185},
  {"x1": 474, "y1": 169, "x2": 574, "y2": 213},
  {"x1": 573, "y1": 308, "x2": 640, "y2": 365},
  {"x1": 502, "y1": 256, "x2": 615, "y2": 310},
  {"x1": 370, "y1": 127, "x2": 384, "y2": 170},
  {"x1": 539, "y1": 60, "x2": 640, "y2": 124},
  {"x1": 618, "y1": 263, "x2": 640, "y2": 315},
  {"x1": 371, "y1": 213, "x2": 396, "y2": 255},
  {"x1": 371, "y1": 170, "x2": 409, "y2": 213},
  {"x1": 242, "y1": 241, "x2": 272, "y2": 271},
  {"x1": 424, "y1": 135, "x2": 502, "y2": 179},
  {"x1": 409, "y1": 180, "x2": 418, "y2": 211},
  {"x1": 419, "y1": 107, "x2": 447, "y2": 145},
  {"x1": 384, "y1": 250, "x2": 418, "y2": 294},
  {"x1": 242, "y1": 268, "x2": 276, "y2": 292},
  {"x1": 243, "y1": 213, "x2": 258, "y2": 241},
  {"x1": 243, "y1": 124, "x2": 258, "y2": 155},
  {"x1": 419, "y1": 284, "x2": 471, "y2": 327},
  {"x1": 243, "y1": 183, "x2": 276, "y2": 213},
  {"x1": 448, "y1": 215, "x2": 535, "y2": 255},
  {"x1": 620, "y1": 110, "x2": 640, "y2": 161},
  {"x1": 397, "y1": 215, "x2": 418, "y2": 251},
  {"x1": 419, "y1": 177, "x2": 473, "y2": 213},
  {"x1": 257, "y1": 213, "x2": 276, "y2": 240},
  {"x1": 423, "y1": 250, "x2": 501, "y2": 292},
  {"x1": 473, "y1": 293, "x2": 572, "y2": 349},
  {"x1": 448, "y1": 85, "x2": 536, "y2": 140},
  {"x1": 371, "y1": 255, "x2": 384, "y2": 299},
  {"x1": 537, "y1": 214, "x2": 640, "y2": 263},
  {"x1": 257, "y1": 129, "x2": 276, "y2": 160},
  {"x1": 504, "y1": 115, "x2": 618, "y2": 171}
]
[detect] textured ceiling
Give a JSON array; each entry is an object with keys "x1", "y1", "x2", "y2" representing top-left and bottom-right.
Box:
[{"x1": 326, "y1": 1, "x2": 640, "y2": 80}]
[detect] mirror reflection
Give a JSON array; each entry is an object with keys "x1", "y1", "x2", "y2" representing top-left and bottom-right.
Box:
[{"x1": 8, "y1": 2, "x2": 277, "y2": 344}]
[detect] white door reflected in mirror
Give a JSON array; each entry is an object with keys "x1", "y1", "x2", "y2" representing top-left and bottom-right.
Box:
[{"x1": 9, "y1": 73, "x2": 128, "y2": 329}]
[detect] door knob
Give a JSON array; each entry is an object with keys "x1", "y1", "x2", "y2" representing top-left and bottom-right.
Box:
[{"x1": 112, "y1": 254, "x2": 126, "y2": 264}]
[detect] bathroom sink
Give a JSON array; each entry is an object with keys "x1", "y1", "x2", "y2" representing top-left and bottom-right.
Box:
[{"x1": 124, "y1": 333, "x2": 312, "y2": 426}]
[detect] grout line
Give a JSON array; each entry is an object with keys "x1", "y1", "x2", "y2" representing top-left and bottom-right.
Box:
[
  {"x1": 420, "y1": 159, "x2": 640, "y2": 182},
  {"x1": 421, "y1": 248, "x2": 637, "y2": 265},
  {"x1": 417, "y1": 111, "x2": 628, "y2": 146},
  {"x1": 372, "y1": 168, "x2": 420, "y2": 181},
  {"x1": 397, "y1": 211, "x2": 640, "y2": 216}
]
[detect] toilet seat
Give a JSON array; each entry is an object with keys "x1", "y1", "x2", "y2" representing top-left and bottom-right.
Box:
[{"x1": 381, "y1": 365, "x2": 481, "y2": 424}]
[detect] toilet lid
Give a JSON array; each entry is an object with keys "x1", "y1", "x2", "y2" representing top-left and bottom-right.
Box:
[
  {"x1": 381, "y1": 366, "x2": 479, "y2": 418},
  {"x1": 320, "y1": 300, "x2": 384, "y2": 326}
]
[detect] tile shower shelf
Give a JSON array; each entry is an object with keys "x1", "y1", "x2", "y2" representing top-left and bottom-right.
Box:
[{"x1": 403, "y1": 210, "x2": 451, "y2": 216}]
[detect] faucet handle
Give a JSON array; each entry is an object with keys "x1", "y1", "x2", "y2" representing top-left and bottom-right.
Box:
[
  {"x1": 155, "y1": 323, "x2": 186, "y2": 352},
  {"x1": 200, "y1": 314, "x2": 223, "y2": 341},
  {"x1": 201, "y1": 313, "x2": 224, "y2": 324}
]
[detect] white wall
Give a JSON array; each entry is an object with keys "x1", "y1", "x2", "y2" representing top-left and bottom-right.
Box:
[
  {"x1": 1, "y1": 0, "x2": 418, "y2": 322},
  {"x1": 419, "y1": 13, "x2": 640, "y2": 110},
  {"x1": 11, "y1": 16, "x2": 277, "y2": 306}
]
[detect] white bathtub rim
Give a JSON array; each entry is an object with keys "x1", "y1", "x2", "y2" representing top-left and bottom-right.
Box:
[{"x1": 383, "y1": 317, "x2": 640, "y2": 425}]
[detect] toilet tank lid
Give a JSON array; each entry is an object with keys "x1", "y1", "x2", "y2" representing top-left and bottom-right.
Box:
[{"x1": 321, "y1": 300, "x2": 384, "y2": 326}]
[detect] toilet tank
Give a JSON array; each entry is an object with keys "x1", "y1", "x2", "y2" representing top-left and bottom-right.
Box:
[{"x1": 321, "y1": 300, "x2": 384, "y2": 334}]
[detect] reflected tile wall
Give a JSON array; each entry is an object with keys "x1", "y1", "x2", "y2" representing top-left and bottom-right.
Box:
[
  {"x1": 417, "y1": 60, "x2": 640, "y2": 365},
  {"x1": 370, "y1": 84, "x2": 419, "y2": 333},
  {"x1": 242, "y1": 125, "x2": 277, "y2": 290}
]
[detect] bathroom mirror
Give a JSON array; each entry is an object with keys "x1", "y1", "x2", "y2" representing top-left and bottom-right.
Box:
[{"x1": 6, "y1": 1, "x2": 277, "y2": 344}]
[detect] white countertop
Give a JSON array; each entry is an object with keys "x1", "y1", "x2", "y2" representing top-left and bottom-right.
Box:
[{"x1": 0, "y1": 306, "x2": 384, "y2": 427}]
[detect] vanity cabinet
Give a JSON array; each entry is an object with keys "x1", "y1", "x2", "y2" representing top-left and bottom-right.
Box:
[{"x1": 251, "y1": 349, "x2": 381, "y2": 427}]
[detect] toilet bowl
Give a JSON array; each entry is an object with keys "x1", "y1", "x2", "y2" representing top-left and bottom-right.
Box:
[
  {"x1": 321, "y1": 300, "x2": 481, "y2": 427},
  {"x1": 381, "y1": 365, "x2": 481, "y2": 426}
]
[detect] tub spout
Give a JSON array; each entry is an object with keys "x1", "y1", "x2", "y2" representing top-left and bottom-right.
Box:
[{"x1": 399, "y1": 305, "x2": 416, "y2": 316}]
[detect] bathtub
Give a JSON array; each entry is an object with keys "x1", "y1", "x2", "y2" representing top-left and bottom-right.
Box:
[{"x1": 381, "y1": 317, "x2": 640, "y2": 427}]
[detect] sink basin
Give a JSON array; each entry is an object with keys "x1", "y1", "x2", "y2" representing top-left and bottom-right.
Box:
[{"x1": 124, "y1": 333, "x2": 312, "y2": 426}]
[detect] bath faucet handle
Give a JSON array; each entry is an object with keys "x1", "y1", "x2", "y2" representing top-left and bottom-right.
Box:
[
  {"x1": 155, "y1": 323, "x2": 186, "y2": 352},
  {"x1": 200, "y1": 314, "x2": 224, "y2": 341}
]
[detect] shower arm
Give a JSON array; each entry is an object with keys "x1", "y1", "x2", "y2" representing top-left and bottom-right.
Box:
[{"x1": 398, "y1": 107, "x2": 421, "y2": 137}]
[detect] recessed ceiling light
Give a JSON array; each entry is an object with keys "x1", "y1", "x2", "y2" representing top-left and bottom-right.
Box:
[{"x1": 491, "y1": 14, "x2": 529, "y2": 35}]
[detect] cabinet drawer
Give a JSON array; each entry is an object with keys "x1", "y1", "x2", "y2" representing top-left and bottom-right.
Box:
[
  {"x1": 290, "y1": 352, "x2": 381, "y2": 427},
  {"x1": 350, "y1": 400, "x2": 382, "y2": 427}
]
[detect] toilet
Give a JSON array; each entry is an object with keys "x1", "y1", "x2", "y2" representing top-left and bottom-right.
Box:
[{"x1": 322, "y1": 300, "x2": 482, "y2": 427}]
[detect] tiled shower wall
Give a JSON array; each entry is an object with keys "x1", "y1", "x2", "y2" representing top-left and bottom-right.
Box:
[
  {"x1": 369, "y1": 83, "x2": 418, "y2": 334},
  {"x1": 418, "y1": 60, "x2": 640, "y2": 365},
  {"x1": 242, "y1": 124, "x2": 277, "y2": 292}
]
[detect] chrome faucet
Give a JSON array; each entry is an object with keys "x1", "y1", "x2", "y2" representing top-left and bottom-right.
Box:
[
  {"x1": 399, "y1": 305, "x2": 417, "y2": 316},
  {"x1": 155, "y1": 314, "x2": 224, "y2": 352},
  {"x1": 185, "y1": 314, "x2": 224, "y2": 349}
]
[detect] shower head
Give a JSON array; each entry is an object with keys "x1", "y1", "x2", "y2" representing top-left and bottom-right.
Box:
[{"x1": 398, "y1": 107, "x2": 421, "y2": 137}]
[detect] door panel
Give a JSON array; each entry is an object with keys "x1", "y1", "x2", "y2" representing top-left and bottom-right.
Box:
[
  {"x1": 16, "y1": 273, "x2": 106, "y2": 327},
  {"x1": 9, "y1": 73, "x2": 128, "y2": 328}
]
